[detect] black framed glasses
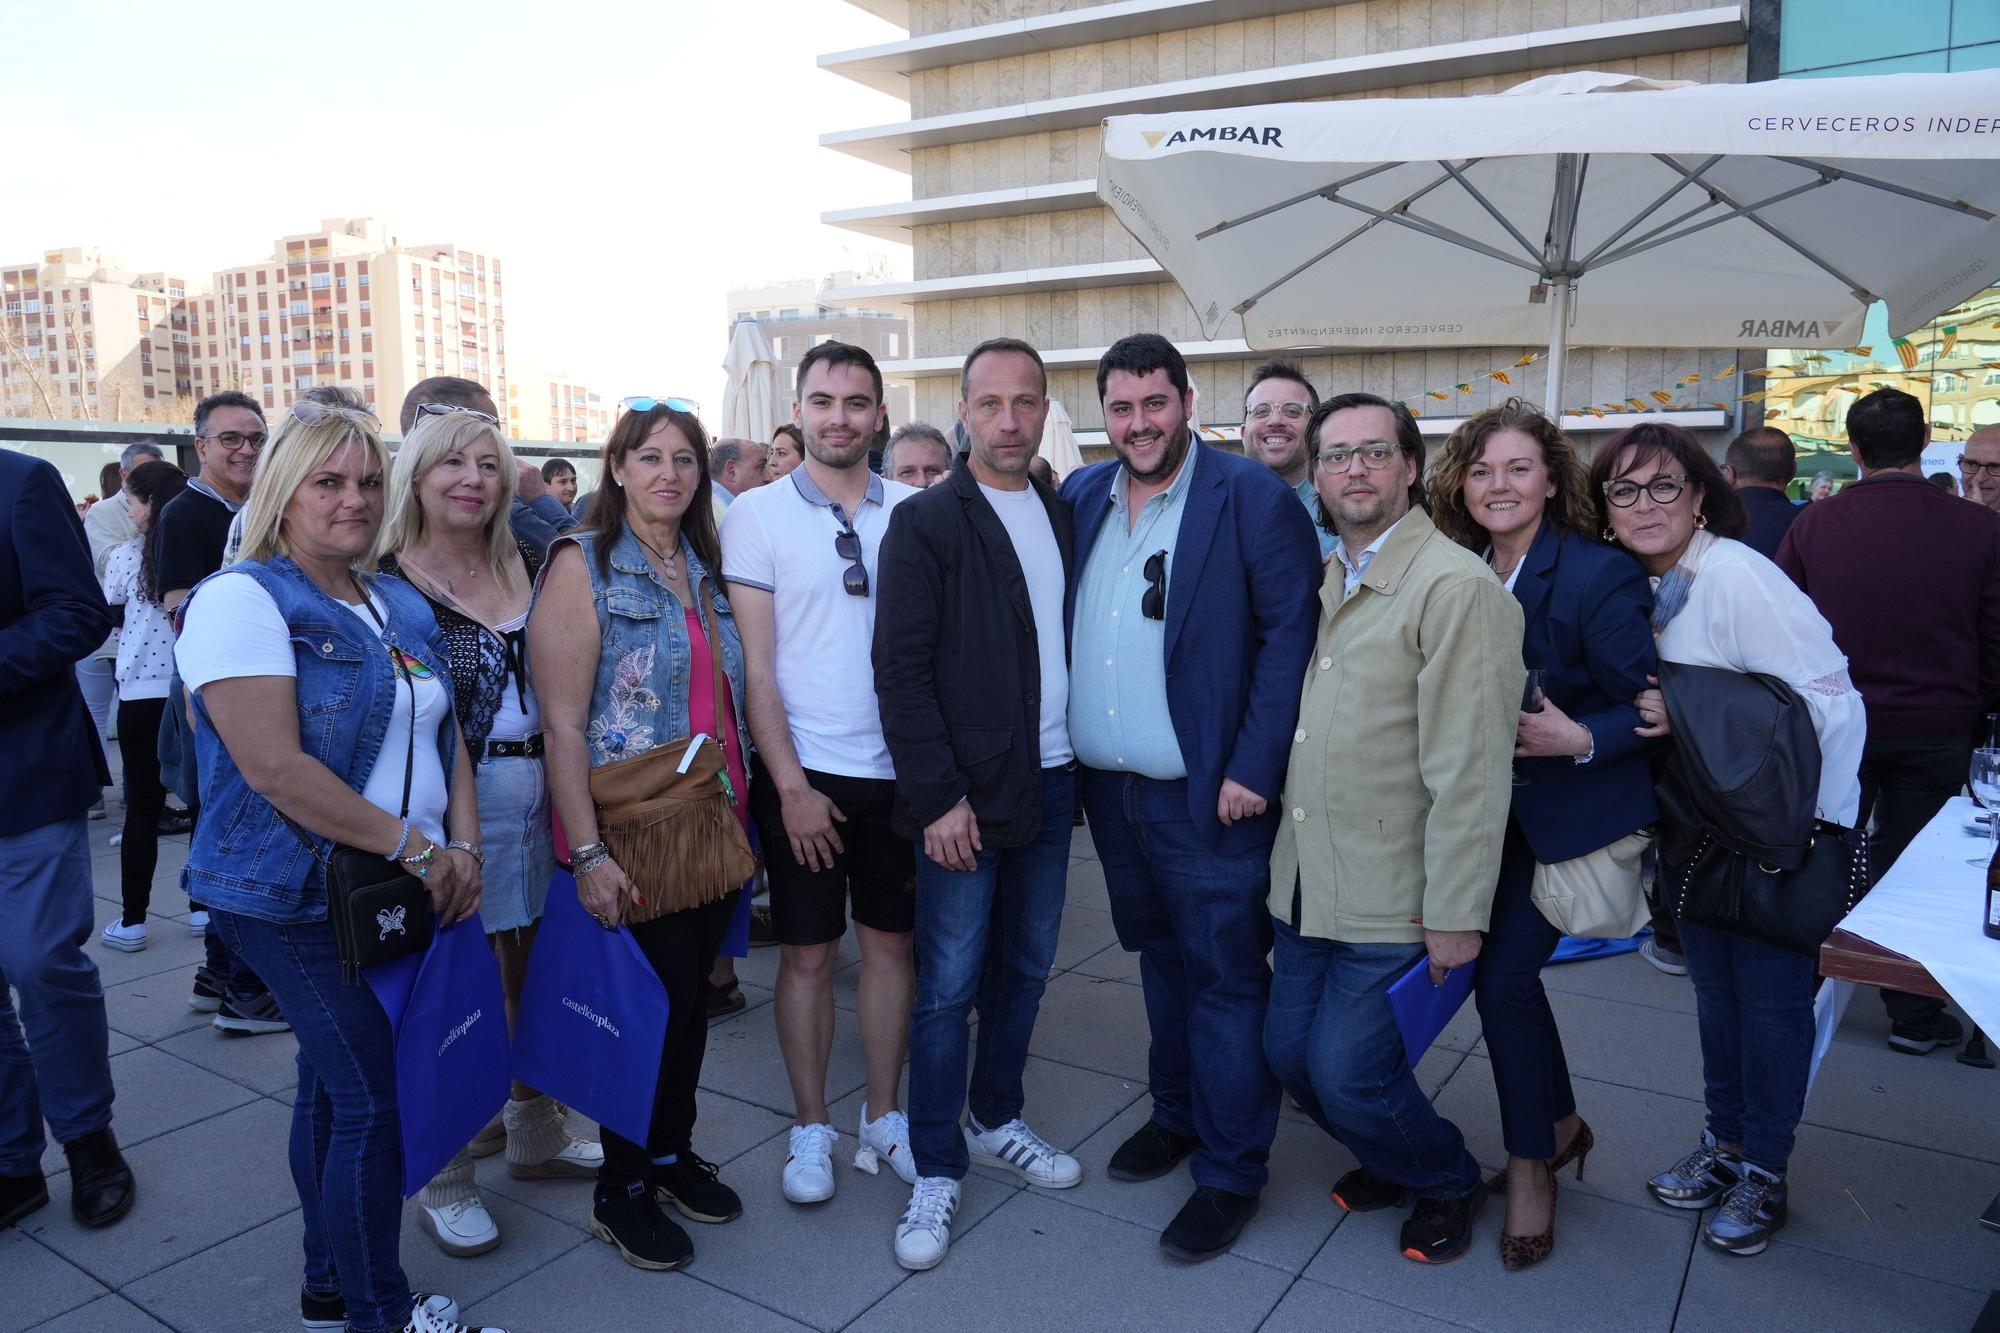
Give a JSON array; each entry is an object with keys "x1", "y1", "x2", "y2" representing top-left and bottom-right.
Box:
[
  {"x1": 1142, "y1": 549, "x2": 1168, "y2": 620},
  {"x1": 1602, "y1": 474, "x2": 1688, "y2": 508},
  {"x1": 200, "y1": 429, "x2": 267, "y2": 452},
  {"x1": 830, "y1": 502, "x2": 868, "y2": 597},
  {"x1": 413, "y1": 402, "x2": 497, "y2": 426},
  {"x1": 1958, "y1": 455, "x2": 2000, "y2": 478}
]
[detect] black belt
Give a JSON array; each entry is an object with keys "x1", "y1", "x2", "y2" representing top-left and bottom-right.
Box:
[{"x1": 485, "y1": 735, "x2": 544, "y2": 759}]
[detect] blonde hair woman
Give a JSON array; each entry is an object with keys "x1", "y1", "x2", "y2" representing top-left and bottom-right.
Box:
[
  {"x1": 380, "y1": 410, "x2": 602, "y2": 1258},
  {"x1": 175, "y1": 398, "x2": 501, "y2": 1333}
]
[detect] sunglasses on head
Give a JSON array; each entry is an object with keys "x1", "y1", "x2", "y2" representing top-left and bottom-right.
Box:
[
  {"x1": 830, "y1": 502, "x2": 869, "y2": 598},
  {"x1": 622, "y1": 396, "x2": 699, "y2": 415},
  {"x1": 413, "y1": 402, "x2": 497, "y2": 427},
  {"x1": 292, "y1": 400, "x2": 379, "y2": 429},
  {"x1": 1142, "y1": 549, "x2": 1167, "y2": 620}
]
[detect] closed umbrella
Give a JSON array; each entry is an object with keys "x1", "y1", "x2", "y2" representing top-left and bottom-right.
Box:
[
  {"x1": 1039, "y1": 398, "x2": 1085, "y2": 477},
  {"x1": 719, "y1": 318, "x2": 780, "y2": 444},
  {"x1": 1098, "y1": 70, "x2": 2000, "y2": 403}
]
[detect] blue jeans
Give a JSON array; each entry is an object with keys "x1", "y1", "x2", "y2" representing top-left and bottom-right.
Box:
[
  {"x1": 1264, "y1": 918, "x2": 1481, "y2": 1199},
  {"x1": 909, "y1": 766, "x2": 1075, "y2": 1180},
  {"x1": 1676, "y1": 916, "x2": 1816, "y2": 1175},
  {"x1": 1472, "y1": 818, "x2": 1575, "y2": 1160},
  {"x1": 214, "y1": 912, "x2": 412, "y2": 1333},
  {"x1": 0, "y1": 815, "x2": 114, "y2": 1174},
  {"x1": 1081, "y1": 770, "x2": 1277, "y2": 1196}
]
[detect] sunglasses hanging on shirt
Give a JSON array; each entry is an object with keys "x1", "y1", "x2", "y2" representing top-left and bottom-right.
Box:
[
  {"x1": 830, "y1": 501, "x2": 869, "y2": 598},
  {"x1": 1142, "y1": 549, "x2": 1168, "y2": 620}
]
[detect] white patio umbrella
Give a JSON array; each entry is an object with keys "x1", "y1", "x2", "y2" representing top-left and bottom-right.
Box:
[
  {"x1": 719, "y1": 317, "x2": 780, "y2": 444},
  {"x1": 1098, "y1": 70, "x2": 2000, "y2": 403},
  {"x1": 1038, "y1": 398, "x2": 1085, "y2": 476}
]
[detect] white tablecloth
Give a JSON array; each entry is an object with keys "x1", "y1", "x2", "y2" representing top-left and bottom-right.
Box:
[{"x1": 1834, "y1": 795, "x2": 2000, "y2": 1039}]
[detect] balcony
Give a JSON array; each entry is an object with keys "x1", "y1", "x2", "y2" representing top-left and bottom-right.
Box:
[
  {"x1": 822, "y1": 5, "x2": 1745, "y2": 171},
  {"x1": 823, "y1": 257, "x2": 1167, "y2": 307},
  {"x1": 825, "y1": 178, "x2": 1099, "y2": 243},
  {"x1": 823, "y1": 0, "x2": 1356, "y2": 99}
]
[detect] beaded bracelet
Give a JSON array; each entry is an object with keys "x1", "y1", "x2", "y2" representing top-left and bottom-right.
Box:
[
  {"x1": 386, "y1": 819, "x2": 412, "y2": 863},
  {"x1": 573, "y1": 849, "x2": 613, "y2": 878}
]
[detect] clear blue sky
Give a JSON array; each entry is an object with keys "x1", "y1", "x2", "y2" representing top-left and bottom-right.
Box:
[{"x1": 0, "y1": 0, "x2": 911, "y2": 413}]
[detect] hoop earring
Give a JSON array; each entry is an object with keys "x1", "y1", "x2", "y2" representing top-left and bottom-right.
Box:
[
  {"x1": 1695, "y1": 512, "x2": 1709, "y2": 530},
  {"x1": 1601, "y1": 527, "x2": 1616, "y2": 543}
]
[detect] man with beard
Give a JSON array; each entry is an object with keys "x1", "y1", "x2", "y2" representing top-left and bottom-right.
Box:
[
  {"x1": 1064, "y1": 333, "x2": 1320, "y2": 1260},
  {"x1": 1264, "y1": 392, "x2": 1521, "y2": 1266},
  {"x1": 1242, "y1": 359, "x2": 1336, "y2": 563}
]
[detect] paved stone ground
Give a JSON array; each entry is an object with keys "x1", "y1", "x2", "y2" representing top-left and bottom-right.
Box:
[{"x1": 5, "y1": 807, "x2": 1998, "y2": 1332}]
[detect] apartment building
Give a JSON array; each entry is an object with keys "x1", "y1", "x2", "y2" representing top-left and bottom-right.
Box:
[
  {"x1": 0, "y1": 247, "x2": 197, "y2": 420},
  {"x1": 818, "y1": 0, "x2": 1762, "y2": 444},
  {"x1": 198, "y1": 217, "x2": 507, "y2": 426},
  {"x1": 509, "y1": 363, "x2": 611, "y2": 444},
  {"x1": 728, "y1": 269, "x2": 915, "y2": 424}
]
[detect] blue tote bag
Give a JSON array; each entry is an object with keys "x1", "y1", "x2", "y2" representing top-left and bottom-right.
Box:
[
  {"x1": 366, "y1": 914, "x2": 511, "y2": 1197},
  {"x1": 512, "y1": 870, "x2": 669, "y2": 1146}
]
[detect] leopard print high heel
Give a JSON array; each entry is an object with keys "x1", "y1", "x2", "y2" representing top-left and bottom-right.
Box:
[
  {"x1": 1487, "y1": 1117, "x2": 1594, "y2": 1193},
  {"x1": 1500, "y1": 1164, "x2": 1558, "y2": 1271}
]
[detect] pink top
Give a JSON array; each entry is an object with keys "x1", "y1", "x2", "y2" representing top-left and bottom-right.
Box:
[{"x1": 685, "y1": 607, "x2": 751, "y2": 834}]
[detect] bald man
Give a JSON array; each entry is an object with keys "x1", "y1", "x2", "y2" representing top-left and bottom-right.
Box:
[{"x1": 1959, "y1": 424, "x2": 2000, "y2": 512}]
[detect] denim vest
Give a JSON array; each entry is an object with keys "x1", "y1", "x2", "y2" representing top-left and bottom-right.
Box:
[
  {"x1": 561, "y1": 528, "x2": 747, "y2": 769},
  {"x1": 184, "y1": 557, "x2": 456, "y2": 923}
]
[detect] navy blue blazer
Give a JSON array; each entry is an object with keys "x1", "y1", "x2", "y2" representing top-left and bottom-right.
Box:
[
  {"x1": 0, "y1": 449, "x2": 113, "y2": 835},
  {"x1": 1507, "y1": 521, "x2": 1659, "y2": 863},
  {"x1": 1065, "y1": 440, "x2": 1322, "y2": 855}
]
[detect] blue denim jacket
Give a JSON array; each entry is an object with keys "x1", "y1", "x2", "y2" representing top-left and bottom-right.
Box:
[
  {"x1": 184, "y1": 557, "x2": 456, "y2": 923},
  {"x1": 560, "y1": 528, "x2": 746, "y2": 769}
]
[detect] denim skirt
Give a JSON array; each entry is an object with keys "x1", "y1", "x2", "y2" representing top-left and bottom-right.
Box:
[{"x1": 474, "y1": 753, "x2": 558, "y2": 934}]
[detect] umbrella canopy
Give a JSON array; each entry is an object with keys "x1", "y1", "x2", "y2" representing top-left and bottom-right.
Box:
[
  {"x1": 1039, "y1": 398, "x2": 1085, "y2": 477},
  {"x1": 1099, "y1": 70, "x2": 2000, "y2": 401},
  {"x1": 719, "y1": 318, "x2": 781, "y2": 444}
]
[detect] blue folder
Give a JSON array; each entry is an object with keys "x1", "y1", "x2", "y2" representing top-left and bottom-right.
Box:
[{"x1": 1386, "y1": 955, "x2": 1476, "y2": 1069}]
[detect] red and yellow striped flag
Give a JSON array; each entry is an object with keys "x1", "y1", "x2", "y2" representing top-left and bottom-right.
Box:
[{"x1": 1893, "y1": 337, "x2": 1919, "y2": 370}]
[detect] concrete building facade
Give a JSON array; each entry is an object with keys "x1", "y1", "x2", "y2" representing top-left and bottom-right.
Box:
[
  {"x1": 819, "y1": 0, "x2": 1757, "y2": 447},
  {"x1": 0, "y1": 248, "x2": 197, "y2": 421},
  {"x1": 509, "y1": 362, "x2": 611, "y2": 444}
]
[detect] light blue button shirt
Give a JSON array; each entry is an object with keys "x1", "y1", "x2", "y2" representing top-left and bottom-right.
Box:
[
  {"x1": 1333, "y1": 512, "x2": 1408, "y2": 598},
  {"x1": 1292, "y1": 474, "x2": 1338, "y2": 561},
  {"x1": 1069, "y1": 438, "x2": 1200, "y2": 779}
]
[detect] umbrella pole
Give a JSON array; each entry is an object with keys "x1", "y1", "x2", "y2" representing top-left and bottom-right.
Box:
[{"x1": 1543, "y1": 280, "x2": 1571, "y2": 417}]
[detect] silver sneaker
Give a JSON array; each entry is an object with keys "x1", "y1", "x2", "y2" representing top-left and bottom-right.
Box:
[{"x1": 1646, "y1": 1132, "x2": 1740, "y2": 1210}]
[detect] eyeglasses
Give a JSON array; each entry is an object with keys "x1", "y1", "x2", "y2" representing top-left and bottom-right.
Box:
[
  {"x1": 414, "y1": 402, "x2": 497, "y2": 427},
  {"x1": 1318, "y1": 443, "x2": 1402, "y2": 471},
  {"x1": 1602, "y1": 474, "x2": 1689, "y2": 508},
  {"x1": 1142, "y1": 549, "x2": 1168, "y2": 621},
  {"x1": 291, "y1": 400, "x2": 378, "y2": 429},
  {"x1": 201, "y1": 429, "x2": 267, "y2": 452},
  {"x1": 1958, "y1": 456, "x2": 2000, "y2": 478},
  {"x1": 830, "y1": 502, "x2": 868, "y2": 598},
  {"x1": 622, "y1": 396, "x2": 699, "y2": 415},
  {"x1": 1245, "y1": 402, "x2": 1311, "y2": 423}
]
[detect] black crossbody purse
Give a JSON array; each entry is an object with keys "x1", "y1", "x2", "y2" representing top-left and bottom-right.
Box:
[{"x1": 279, "y1": 592, "x2": 435, "y2": 982}]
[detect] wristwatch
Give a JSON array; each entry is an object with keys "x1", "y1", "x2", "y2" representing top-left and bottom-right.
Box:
[{"x1": 446, "y1": 839, "x2": 485, "y2": 866}]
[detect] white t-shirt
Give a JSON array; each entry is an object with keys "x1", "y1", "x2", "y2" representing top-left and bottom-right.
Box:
[
  {"x1": 175, "y1": 571, "x2": 452, "y2": 841},
  {"x1": 978, "y1": 482, "x2": 1073, "y2": 766},
  {"x1": 486, "y1": 610, "x2": 540, "y2": 742},
  {"x1": 102, "y1": 539, "x2": 175, "y2": 701},
  {"x1": 721, "y1": 467, "x2": 919, "y2": 778}
]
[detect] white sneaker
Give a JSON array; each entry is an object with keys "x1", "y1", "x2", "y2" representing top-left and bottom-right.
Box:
[
  {"x1": 303, "y1": 1290, "x2": 459, "y2": 1330},
  {"x1": 782, "y1": 1122, "x2": 839, "y2": 1203},
  {"x1": 965, "y1": 1116, "x2": 1082, "y2": 1189},
  {"x1": 893, "y1": 1176, "x2": 961, "y2": 1271},
  {"x1": 403, "y1": 1295, "x2": 507, "y2": 1333},
  {"x1": 100, "y1": 921, "x2": 147, "y2": 953},
  {"x1": 417, "y1": 1196, "x2": 501, "y2": 1257},
  {"x1": 854, "y1": 1101, "x2": 917, "y2": 1184},
  {"x1": 187, "y1": 910, "x2": 210, "y2": 936}
]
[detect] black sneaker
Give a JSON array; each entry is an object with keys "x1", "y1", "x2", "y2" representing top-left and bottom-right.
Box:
[
  {"x1": 0, "y1": 1168, "x2": 49, "y2": 1230},
  {"x1": 1160, "y1": 1185, "x2": 1259, "y2": 1262},
  {"x1": 1703, "y1": 1165, "x2": 1788, "y2": 1256},
  {"x1": 188, "y1": 966, "x2": 224, "y2": 1014},
  {"x1": 653, "y1": 1151, "x2": 742, "y2": 1224},
  {"x1": 1106, "y1": 1120, "x2": 1201, "y2": 1182},
  {"x1": 591, "y1": 1179, "x2": 693, "y2": 1271},
  {"x1": 303, "y1": 1288, "x2": 460, "y2": 1330},
  {"x1": 1330, "y1": 1166, "x2": 1408, "y2": 1213},
  {"x1": 1647, "y1": 1133, "x2": 1741, "y2": 1210},
  {"x1": 156, "y1": 810, "x2": 194, "y2": 836},
  {"x1": 1888, "y1": 1011, "x2": 1964, "y2": 1056},
  {"x1": 63, "y1": 1127, "x2": 135, "y2": 1228},
  {"x1": 213, "y1": 988, "x2": 290, "y2": 1035},
  {"x1": 1399, "y1": 1188, "x2": 1486, "y2": 1264}
]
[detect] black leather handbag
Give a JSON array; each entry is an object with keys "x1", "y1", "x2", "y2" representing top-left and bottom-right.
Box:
[
  {"x1": 281, "y1": 598, "x2": 434, "y2": 982},
  {"x1": 1659, "y1": 820, "x2": 1871, "y2": 957}
]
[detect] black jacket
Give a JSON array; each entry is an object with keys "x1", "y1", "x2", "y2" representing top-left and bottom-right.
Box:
[{"x1": 873, "y1": 464, "x2": 1073, "y2": 846}]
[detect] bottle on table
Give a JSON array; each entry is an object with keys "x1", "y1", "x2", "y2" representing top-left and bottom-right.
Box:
[{"x1": 1987, "y1": 838, "x2": 2000, "y2": 941}]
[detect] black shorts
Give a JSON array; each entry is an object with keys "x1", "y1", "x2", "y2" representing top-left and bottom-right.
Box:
[{"x1": 749, "y1": 755, "x2": 915, "y2": 945}]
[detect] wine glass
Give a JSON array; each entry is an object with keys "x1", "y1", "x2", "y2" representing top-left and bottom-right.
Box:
[
  {"x1": 1513, "y1": 669, "x2": 1546, "y2": 787},
  {"x1": 1968, "y1": 748, "x2": 2000, "y2": 865}
]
